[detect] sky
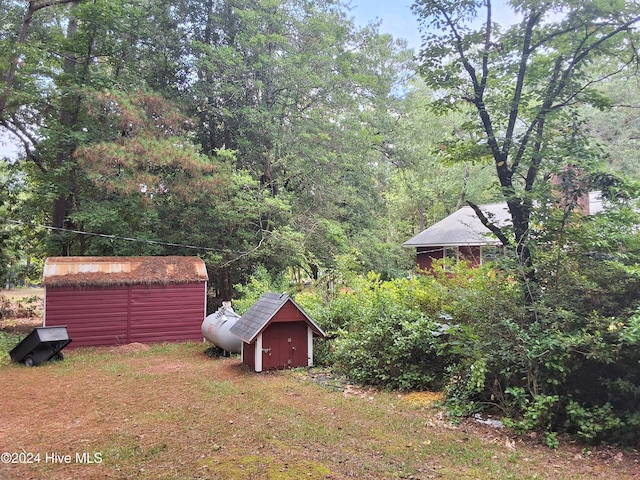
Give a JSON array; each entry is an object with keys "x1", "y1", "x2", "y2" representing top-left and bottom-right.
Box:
[
  {"x1": 349, "y1": 0, "x2": 422, "y2": 51},
  {"x1": 349, "y1": 0, "x2": 520, "y2": 51}
]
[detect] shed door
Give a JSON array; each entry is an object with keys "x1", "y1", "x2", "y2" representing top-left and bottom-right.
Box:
[{"x1": 262, "y1": 322, "x2": 307, "y2": 370}]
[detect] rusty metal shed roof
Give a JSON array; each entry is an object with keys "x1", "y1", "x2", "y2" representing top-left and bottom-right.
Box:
[
  {"x1": 230, "y1": 292, "x2": 326, "y2": 343},
  {"x1": 43, "y1": 256, "x2": 208, "y2": 287}
]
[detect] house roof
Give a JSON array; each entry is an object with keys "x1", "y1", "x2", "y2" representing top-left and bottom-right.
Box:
[
  {"x1": 229, "y1": 292, "x2": 326, "y2": 343},
  {"x1": 403, "y1": 203, "x2": 511, "y2": 248},
  {"x1": 43, "y1": 256, "x2": 208, "y2": 287},
  {"x1": 403, "y1": 192, "x2": 604, "y2": 248}
]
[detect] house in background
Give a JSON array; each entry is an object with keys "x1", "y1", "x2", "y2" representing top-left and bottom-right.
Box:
[
  {"x1": 229, "y1": 292, "x2": 326, "y2": 372},
  {"x1": 403, "y1": 192, "x2": 603, "y2": 272},
  {"x1": 43, "y1": 256, "x2": 208, "y2": 347}
]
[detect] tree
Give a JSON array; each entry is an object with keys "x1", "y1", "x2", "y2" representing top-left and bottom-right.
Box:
[
  {"x1": 187, "y1": 0, "x2": 416, "y2": 280},
  {"x1": 0, "y1": 0, "x2": 77, "y2": 121},
  {"x1": 583, "y1": 69, "x2": 640, "y2": 179},
  {"x1": 412, "y1": 0, "x2": 640, "y2": 299},
  {"x1": 387, "y1": 79, "x2": 499, "y2": 236}
]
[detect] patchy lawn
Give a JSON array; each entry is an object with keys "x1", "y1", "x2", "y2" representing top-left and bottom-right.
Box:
[{"x1": 0, "y1": 293, "x2": 639, "y2": 479}]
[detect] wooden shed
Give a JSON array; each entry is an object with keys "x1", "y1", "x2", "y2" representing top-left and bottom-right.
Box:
[
  {"x1": 43, "y1": 256, "x2": 208, "y2": 348},
  {"x1": 229, "y1": 292, "x2": 326, "y2": 372}
]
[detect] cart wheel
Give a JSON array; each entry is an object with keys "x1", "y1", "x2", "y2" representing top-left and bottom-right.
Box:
[
  {"x1": 52, "y1": 352, "x2": 64, "y2": 361},
  {"x1": 24, "y1": 356, "x2": 35, "y2": 367}
]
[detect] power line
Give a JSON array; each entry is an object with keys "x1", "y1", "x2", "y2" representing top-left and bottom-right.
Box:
[{"x1": 1, "y1": 217, "x2": 260, "y2": 255}]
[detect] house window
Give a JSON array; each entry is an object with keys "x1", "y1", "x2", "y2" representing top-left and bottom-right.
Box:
[
  {"x1": 480, "y1": 246, "x2": 502, "y2": 265},
  {"x1": 444, "y1": 246, "x2": 458, "y2": 270}
]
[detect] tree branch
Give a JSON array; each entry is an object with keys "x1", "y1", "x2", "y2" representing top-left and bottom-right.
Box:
[
  {"x1": 501, "y1": 9, "x2": 541, "y2": 162},
  {"x1": 467, "y1": 200, "x2": 510, "y2": 247},
  {"x1": 0, "y1": 0, "x2": 79, "y2": 118},
  {"x1": 480, "y1": 0, "x2": 492, "y2": 91}
]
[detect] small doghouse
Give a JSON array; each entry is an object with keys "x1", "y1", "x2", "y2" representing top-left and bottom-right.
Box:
[
  {"x1": 230, "y1": 292, "x2": 325, "y2": 372},
  {"x1": 43, "y1": 256, "x2": 208, "y2": 347}
]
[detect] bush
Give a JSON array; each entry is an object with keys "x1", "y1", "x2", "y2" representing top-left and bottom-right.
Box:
[
  {"x1": 325, "y1": 267, "x2": 516, "y2": 392},
  {"x1": 236, "y1": 219, "x2": 640, "y2": 446},
  {"x1": 332, "y1": 306, "x2": 457, "y2": 391}
]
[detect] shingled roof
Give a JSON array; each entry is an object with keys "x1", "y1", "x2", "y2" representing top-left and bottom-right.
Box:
[
  {"x1": 230, "y1": 292, "x2": 325, "y2": 343},
  {"x1": 403, "y1": 192, "x2": 604, "y2": 248},
  {"x1": 403, "y1": 203, "x2": 511, "y2": 248}
]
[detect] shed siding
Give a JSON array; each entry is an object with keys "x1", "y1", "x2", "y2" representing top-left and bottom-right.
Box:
[
  {"x1": 45, "y1": 286, "x2": 129, "y2": 347},
  {"x1": 272, "y1": 302, "x2": 306, "y2": 322},
  {"x1": 45, "y1": 283, "x2": 206, "y2": 347},
  {"x1": 129, "y1": 284, "x2": 205, "y2": 343}
]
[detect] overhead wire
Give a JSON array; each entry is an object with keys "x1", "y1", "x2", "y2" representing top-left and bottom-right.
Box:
[{"x1": 0, "y1": 217, "x2": 265, "y2": 260}]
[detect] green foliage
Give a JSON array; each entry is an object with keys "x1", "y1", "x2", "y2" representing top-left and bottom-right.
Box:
[
  {"x1": 435, "y1": 207, "x2": 640, "y2": 446},
  {"x1": 316, "y1": 266, "x2": 517, "y2": 392},
  {"x1": 232, "y1": 265, "x2": 290, "y2": 315},
  {"x1": 329, "y1": 279, "x2": 457, "y2": 391},
  {"x1": 564, "y1": 401, "x2": 623, "y2": 443},
  {"x1": 502, "y1": 389, "x2": 560, "y2": 435},
  {"x1": 276, "y1": 206, "x2": 640, "y2": 447}
]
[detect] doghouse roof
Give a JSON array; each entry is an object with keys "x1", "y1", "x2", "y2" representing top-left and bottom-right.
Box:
[
  {"x1": 230, "y1": 292, "x2": 326, "y2": 343},
  {"x1": 43, "y1": 256, "x2": 208, "y2": 287}
]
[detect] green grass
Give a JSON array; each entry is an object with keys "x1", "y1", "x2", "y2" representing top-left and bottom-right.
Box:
[
  {"x1": 0, "y1": 331, "x2": 23, "y2": 361},
  {"x1": 1, "y1": 342, "x2": 638, "y2": 480}
]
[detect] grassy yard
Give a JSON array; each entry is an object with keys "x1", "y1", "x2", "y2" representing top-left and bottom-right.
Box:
[{"x1": 1, "y1": 341, "x2": 638, "y2": 480}]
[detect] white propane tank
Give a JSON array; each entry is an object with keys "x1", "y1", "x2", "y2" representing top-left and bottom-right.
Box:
[{"x1": 201, "y1": 302, "x2": 242, "y2": 353}]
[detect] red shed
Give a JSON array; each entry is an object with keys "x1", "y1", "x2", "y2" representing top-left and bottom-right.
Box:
[
  {"x1": 43, "y1": 256, "x2": 208, "y2": 348},
  {"x1": 229, "y1": 292, "x2": 326, "y2": 372}
]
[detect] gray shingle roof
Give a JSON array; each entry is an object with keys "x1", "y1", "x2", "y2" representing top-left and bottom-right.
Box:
[
  {"x1": 403, "y1": 203, "x2": 510, "y2": 248},
  {"x1": 403, "y1": 192, "x2": 604, "y2": 248},
  {"x1": 229, "y1": 292, "x2": 326, "y2": 343}
]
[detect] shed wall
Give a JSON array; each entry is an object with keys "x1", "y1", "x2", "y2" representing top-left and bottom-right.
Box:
[
  {"x1": 272, "y1": 301, "x2": 306, "y2": 322},
  {"x1": 243, "y1": 340, "x2": 256, "y2": 371},
  {"x1": 45, "y1": 283, "x2": 206, "y2": 347}
]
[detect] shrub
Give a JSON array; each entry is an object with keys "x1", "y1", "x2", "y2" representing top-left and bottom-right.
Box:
[{"x1": 236, "y1": 218, "x2": 640, "y2": 446}]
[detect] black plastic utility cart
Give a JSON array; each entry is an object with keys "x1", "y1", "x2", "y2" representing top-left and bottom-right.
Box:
[{"x1": 9, "y1": 326, "x2": 72, "y2": 367}]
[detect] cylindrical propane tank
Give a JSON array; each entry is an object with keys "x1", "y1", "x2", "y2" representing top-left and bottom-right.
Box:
[{"x1": 201, "y1": 302, "x2": 242, "y2": 353}]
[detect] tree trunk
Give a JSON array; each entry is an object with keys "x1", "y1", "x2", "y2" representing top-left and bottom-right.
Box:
[
  {"x1": 51, "y1": 8, "x2": 80, "y2": 254},
  {"x1": 418, "y1": 201, "x2": 425, "y2": 232},
  {"x1": 219, "y1": 264, "x2": 232, "y2": 301},
  {"x1": 507, "y1": 198, "x2": 536, "y2": 303}
]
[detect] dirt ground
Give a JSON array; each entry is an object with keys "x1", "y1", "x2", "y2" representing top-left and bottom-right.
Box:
[
  {"x1": 1, "y1": 292, "x2": 639, "y2": 479},
  {"x1": 0, "y1": 289, "x2": 44, "y2": 335}
]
